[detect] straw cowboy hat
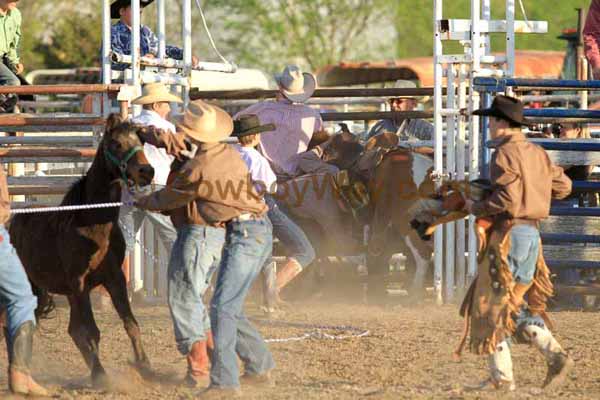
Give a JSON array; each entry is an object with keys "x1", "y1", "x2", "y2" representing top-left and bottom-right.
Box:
[
  {"x1": 275, "y1": 65, "x2": 317, "y2": 103},
  {"x1": 132, "y1": 83, "x2": 183, "y2": 105},
  {"x1": 111, "y1": 0, "x2": 155, "y2": 19},
  {"x1": 472, "y1": 95, "x2": 526, "y2": 126},
  {"x1": 392, "y1": 80, "x2": 429, "y2": 103},
  {"x1": 173, "y1": 100, "x2": 233, "y2": 143},
  {"x1": 232, "y1": 114, "x2": 275, "y2": 137}
]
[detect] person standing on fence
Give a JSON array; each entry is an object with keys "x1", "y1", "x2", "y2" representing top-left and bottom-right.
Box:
[
  {"x1": 0, "y1": 164, "x2": 49, "y2": 396},
  {"x1": 231, "y1": 114, "x2": 316, "y2": 313},
  {"x1": 0, "y1": 0, "x2": 23, "y2": 112},
  {"x1": 459, "y1": 95, "x2": 574, "y2": 391},
  {"x1": 109, "y1": 0, "x2": 199, "y2": 71},
  {"x1": 234, "y1": 65, "x2": 324, "y2": 180},
  {"x1": 119, "y1": 83, "x2": 180, "y2": 282},
  {"x1": 134, "y1": 100, "x2": 275, "y2": 396}
]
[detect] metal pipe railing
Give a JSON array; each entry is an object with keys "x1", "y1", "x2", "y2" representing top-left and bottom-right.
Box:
[{"x1": 111, "y1": 53, "x2": 237, "y2": 74}]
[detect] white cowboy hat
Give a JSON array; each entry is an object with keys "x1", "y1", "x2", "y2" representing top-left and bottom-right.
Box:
[
  {"x1": 391, "y1": 80, "x2": 429, "y2": 103},
  {"x1": 274, "y1": 65, "x2": 317, "y2": 103},
  {"x1": 132, "y1": 83, "x2": 183, "y2": 105},
  {"x1": 173, "y1": 100, "x2": 233, "y2": 143}
]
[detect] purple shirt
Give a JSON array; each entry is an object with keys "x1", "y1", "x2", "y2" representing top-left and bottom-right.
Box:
[{"x1": 234, "y1": 99, "x2": 323, "y2": 175}]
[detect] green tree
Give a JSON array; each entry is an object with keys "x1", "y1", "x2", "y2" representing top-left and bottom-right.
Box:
[{"x1": 210, "y1": 0, "x2": 390, "y2": 72}]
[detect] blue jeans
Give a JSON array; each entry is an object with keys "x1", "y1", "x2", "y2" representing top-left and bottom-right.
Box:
[
  {"x1": 507, "y1": 224, "x2": 540, "y2": 285},
  {"x1": 0, "y1": 226, "x2": 37, "y2": 340},
  {"x1": 119, "y1": 204, "x2": 177, "y2": 254},
  {"x1": 266, "y1": 194, "x2": 315, "y2": 268},
  {"x1": 0, "y1": 62, "x2": 20, "y2": 86},
  {"x1": 210, "y1": 217, "x2": 275, "y2": 388},
  {"x1": 168, "y1": 225, "x2": 225, "y2": 355}
]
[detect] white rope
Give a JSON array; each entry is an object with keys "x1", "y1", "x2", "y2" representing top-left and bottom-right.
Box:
[
  {"x1": 193, "y1": 0, "x2": 233, "y2": 66},
  {"x1": 10, "y1": 202, "x2": 132, "y2": 215},
  {"x1": 518, "y1": 0, "x2": 534, "y2": 30}
]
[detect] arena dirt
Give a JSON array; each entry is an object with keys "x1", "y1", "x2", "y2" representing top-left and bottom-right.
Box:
[{"x1": 0, "y1": 296, "x2": 599, "y2": 399}]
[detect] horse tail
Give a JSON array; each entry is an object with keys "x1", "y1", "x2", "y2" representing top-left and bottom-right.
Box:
[{"x1": 31, "y1": 283, "x2": 55, "y2": 321}]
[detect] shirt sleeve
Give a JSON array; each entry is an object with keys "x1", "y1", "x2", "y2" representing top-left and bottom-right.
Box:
[
  {"x1": 585, "y1": 34, "x2": 600, "y2": 69},
  {"x1": 471, "y1": 149, "x2": 520, "y2": 217},
  {"x1": 7, "y1": 16, "x2": 21, "y2": 65},
  {"x1": 111, "y1": 24, "x2": 127, "y2": 55},
  {"x1": 143, "y1": 26, "x2": 159, "y2": 56},
  {"x1": 136, "y1": 159, "x2": 201, "y2": 211},
  {"x1": 137, "y1": 126, "x2": 189, "y2": 160},
  {"x1": 550, "y1": 164, "x2": 572, "y2": 200}
]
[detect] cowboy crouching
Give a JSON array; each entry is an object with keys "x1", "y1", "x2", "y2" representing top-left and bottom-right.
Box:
[
  {"x1": 456, "y1": 95, "x2": 574, "y2": 392},
  {"x1": 134, "y1": 101, "x2": 275, "y2": 397}
]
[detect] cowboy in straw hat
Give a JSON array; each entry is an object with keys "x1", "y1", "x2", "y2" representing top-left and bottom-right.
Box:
[
  {"x1": 234, "y1": 65, "x2": 325, "y2": 179},
  {"x1": 231, "y1": 114, "x2": 315, "y2": 314},
  {"x1": 118, "y1": 83, "x2": 182, "y2": 301},
  {"x1": 110, "y1": 0, "x2": 199, "y2": 71},
  {"x1": 367, "y1": 79, "x2": 430, "y2": 140},
  {"x1": 458, "y1": 95, "x2": 574, "y2": 391},
  {"x1": 135, "y1": 100, "x2": 275, "y2": 395}
]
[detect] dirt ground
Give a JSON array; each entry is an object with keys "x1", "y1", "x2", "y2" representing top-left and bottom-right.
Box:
[{"x1": 0, "y1": 295, "x2": 599, "y2": 399}]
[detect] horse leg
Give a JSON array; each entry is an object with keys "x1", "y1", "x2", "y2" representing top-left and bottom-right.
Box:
[
  {"x1": 67, "y1": 293, "x2": 109, "y2": 387},
  {"x1": 102, "y1": 272, "x2": 151, "y2": 377},
  {"x1": 404, "y1": 232, "x2": 432, "y2": 301}
]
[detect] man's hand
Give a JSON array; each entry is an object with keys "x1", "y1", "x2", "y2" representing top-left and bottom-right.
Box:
[
  {"x1": 192, "y1": 55, "x2": 199, "y2": 67},
  {"x1": 14, "y1": 63, "x2": 24, "y2": 75},
  {"x1": 463, "y1": 199, "x2": 475, "y2": 214},
  {"x1": 143, "y1": 53, "x2": 156, "y2": 59}
]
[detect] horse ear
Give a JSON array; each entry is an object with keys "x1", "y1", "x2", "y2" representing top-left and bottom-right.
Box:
[{"x1": 106, "y1": 113, "x2": 124, "y2": 132}]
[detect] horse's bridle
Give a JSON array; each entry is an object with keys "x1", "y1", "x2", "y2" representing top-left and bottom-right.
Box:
[{"x1": 104, "y1": 145, "x2": 144, "y2": 184}]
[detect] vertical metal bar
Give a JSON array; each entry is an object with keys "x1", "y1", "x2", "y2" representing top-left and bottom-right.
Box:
[
  {"x1": 119, "y1": 100, "x2": 129, "y2": 120},
  {"x1": 131, "y1": 0, "x2": 142, "y2": 116},
  {"x1": 102, "y1": 0, "x2": 112, "y2": 117},
  {"x1": 433, "y1": 0, "x2": 444, "y2": 305},
  {"x1": 445, "y1": 64, "x2": 456, "y2": 303},
  {"x1": 468, "y1": 0, "x2": 482, "y2": 284},
  {"x1": 456, "y1": 64, "x2": 468, "y2": 297},
  {"x1": 182, "y1": 0, "x2": 193, "y2": 108},
  {"x1": 143, "y1": 220, "x2": 155, "y2": 299},
  {"x1": 482, "y1": 0, "x2": 491, "y2": 54},
  {"x1": 157, "y1": 0, "x2": 166, "y2": 59},
  {"x1": 506, "y1": 0, "x2": 516, "y2": 82}
]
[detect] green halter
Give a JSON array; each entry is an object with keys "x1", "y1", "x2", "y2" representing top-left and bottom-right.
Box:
[{"x1": 104, "y1": 146, "x2": 144, "y2": 183}]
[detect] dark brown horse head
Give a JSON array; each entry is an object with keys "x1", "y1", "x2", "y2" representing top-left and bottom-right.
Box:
[
  {"x1": 102, "y1": 114, "x2": 154, "y2": 187},
  {"x1": 365, "y1": 131, "x2": 399, "y2": 151},
  {"x1": 322, "y1": 133, "x2": 363, "y2": 170}
]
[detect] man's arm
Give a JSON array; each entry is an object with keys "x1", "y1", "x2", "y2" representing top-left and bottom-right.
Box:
[
  {"x1": 136, "y1": 126, "x2": 189, "y2": 160},
  {"x1": 584, "y1": 34, "x2": 600, "y2": 78},
  {"x1": 550, "y1": 164, "x2": 572, "y2": 200},
  {"x1": 136, "y1": 160, "x2": 200, "y2": 211},
  {"x1": 7, "y1": 14, "x2": 21, "y2": 66},
  {"x1": 470, "y1": 150, "x2": 520, "y2": 217}
]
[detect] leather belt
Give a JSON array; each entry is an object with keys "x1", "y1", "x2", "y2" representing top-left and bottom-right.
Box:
[{"x1": 229, "y1": 213, "x2": 259, "y2": 223}]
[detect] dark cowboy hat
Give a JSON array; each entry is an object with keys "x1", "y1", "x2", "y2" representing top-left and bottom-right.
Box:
[
  {"x1": 111, "y1": 0, "x2": 155, "y2": 19},
  {"x1": 472, "y1": 95, "x2": 526, "y2": 126},
  {"x1": 232, "y1": 114, "x2": 275, "y2": 137}
]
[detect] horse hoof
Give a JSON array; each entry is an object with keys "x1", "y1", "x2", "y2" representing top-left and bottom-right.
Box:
[{"x1": 92, "y1": 371, "x2": 111, "y2": 390}]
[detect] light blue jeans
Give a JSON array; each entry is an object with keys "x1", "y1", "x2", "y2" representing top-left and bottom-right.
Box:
[
  {"x1": 168, "y1": 224, "x2": 225, "y2": 355},
  {"x1": 210, "y1": 217, "x2": 275, "y2": 388},
  {"x1": 0, "y1": 226, "x2": 37, "y2": 340}
]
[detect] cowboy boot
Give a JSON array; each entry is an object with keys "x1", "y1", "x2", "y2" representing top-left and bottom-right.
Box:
[
  {"x1": 522, "y1": 325, "x2": 574, "y2": 390},
  {"x1": 275, "y1": 258, "x2": 303, "y2": 293},
  {"x1": 8, "y1": 321, "x2": 50, "y2": 396},
  {"x1": 184, "y1": 340, "x2": 210, "y2": 388},
  {"x1": 240, "y1": 370, "x2": 275, "y2": 388},
  {"x1": 464, "y1": 340, "x2": 515, "y2": 392},
  {"x1": 195, "y1": 385, "x2": 242, "y2": 399}
]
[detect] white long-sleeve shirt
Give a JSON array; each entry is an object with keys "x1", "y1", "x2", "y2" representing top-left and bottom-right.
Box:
[
  {"x1": 131, "y1": 109, "x2": 176, "y2": 186},
  {"x1": 234, "y1": 144, "x2": 277, "y2": 195}
]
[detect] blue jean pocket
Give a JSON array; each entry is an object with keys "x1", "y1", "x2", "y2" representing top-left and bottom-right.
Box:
[{"x1": 508, "y1": 227, "x2": 540, "y2": 285}]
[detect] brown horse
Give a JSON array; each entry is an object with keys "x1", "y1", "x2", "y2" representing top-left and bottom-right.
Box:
[
  {"x1": 8, "y1": 114, "x2": 155, "y2": 386},
  {"x1": 278, "y1": 133, "x2": 436, "y2": 303}
]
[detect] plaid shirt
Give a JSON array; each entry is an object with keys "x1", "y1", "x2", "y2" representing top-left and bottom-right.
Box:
[{"x1": 111, "y1": 21, "x2": 183, "y2": 70}]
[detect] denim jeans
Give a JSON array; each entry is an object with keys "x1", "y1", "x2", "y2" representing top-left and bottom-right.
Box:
[
  {"x1": 119, "y1": 204, "x2": 177, "y2": 254},
  {"x1": 210, "y1": 217, "x2": 275, "y2": 388},
  {"x1": 0, "y1": 62, "x2": 20, "y2": 86},
  {"x1": 507, "y1": 224, "x2": 540, "y2": 285},
  {"x1": 265, "y1": 194, "x2": 315, "y2": 268},
  {"x1": 168, "y1": 224, "x2": 225, "y2": 355},
  {"x1": 0, "y1": 226, "x2": 37, "y2": 340}
]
